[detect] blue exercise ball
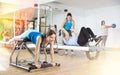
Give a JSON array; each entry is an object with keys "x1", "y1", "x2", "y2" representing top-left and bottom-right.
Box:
[{"x1": 112, "y1": 24, "x2": 116, "y2": 28}]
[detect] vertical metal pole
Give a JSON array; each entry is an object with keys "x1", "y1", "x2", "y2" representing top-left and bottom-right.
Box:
[
  {"x1": 20, "y1": 14, "x2": 22, "y2": 34},
  {"x1": 24, "y1": 13, "x2": 27, "y2": 31},
  {"x1": 50, "y1": 7, "x2": 53, "y2": 29},
  {"x1": 13, "y1": 12, "x2": 16, "y2": 37},
  {"x1": 37, "y1": 3, "x2": 40, "y2": 31},
  {"x1": 45, "y1": 7, "x2": 47, "y2": 33}
]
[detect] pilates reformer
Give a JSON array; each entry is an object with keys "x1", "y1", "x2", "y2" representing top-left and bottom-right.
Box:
[
  {"x1": 26, "y1": 36, "x2": 103, "y2": 60},
  {"x1": 9, "y1": 39, "x2": 60, "y2": 72},
  {"x1": 47, "y1": 36, "x2": 103, "y2": 60}
]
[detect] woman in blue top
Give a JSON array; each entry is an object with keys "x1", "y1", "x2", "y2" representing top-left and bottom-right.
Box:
[
  {"x1": 8, "y1": 29, "x2": 56, "y2": 68},
  {"x1": 61, "y1": 12, "x2": 75, "y2": 36}
]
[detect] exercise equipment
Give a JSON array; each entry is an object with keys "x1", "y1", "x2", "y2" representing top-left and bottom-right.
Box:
[
  {"x1": 9, "y1": 39, "x2": 59, "y2": 72},
  {"x1": 112, "y1": 24, "x2": 116, "y2": 28},
  {"x1": 29, "y1": 62, "x2": 60, "y2": 72},
  {"x1": 47, "y1": 36, "x2": 103, "y2": 60},
  {"x1": 31, "y1": 4, "x2": 54, "y2": 33}
]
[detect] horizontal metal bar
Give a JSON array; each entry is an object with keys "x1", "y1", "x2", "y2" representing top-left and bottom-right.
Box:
[{"x1": 10, "y1": 62, "x2": 29, "y2": 71}]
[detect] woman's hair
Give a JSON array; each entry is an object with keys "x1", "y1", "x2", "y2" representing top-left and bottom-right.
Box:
[
  {"x1": 67, "y1": 12, "x2": 72, "y2": 17},
  {"x1": 101, "y1": 20, "x2": 105, "y2": 25},
  {"x1": 44, "y1": 29, "x2": 56, "y2": 38}
]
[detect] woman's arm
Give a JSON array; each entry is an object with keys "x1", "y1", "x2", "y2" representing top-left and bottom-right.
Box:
[
  {"x1": 105, "y1": 25, "x2": 112, "y2": 28},
  {"x1": 35, "y1": 36, "x2": 42, "y2": 68},
  {"x1": 50, "y1": 41, "x2": 55, "y2": 66},
  {"x1": 71, "y1": 19, "x2": 75, "y2": 29},
  {"x1": 102, "y1": 25, "x2": 112, "y2": 28}
]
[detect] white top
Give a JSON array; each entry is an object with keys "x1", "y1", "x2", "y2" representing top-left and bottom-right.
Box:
[{"x1": 101, "y1": 25, "x2": 108, "y2": 36}]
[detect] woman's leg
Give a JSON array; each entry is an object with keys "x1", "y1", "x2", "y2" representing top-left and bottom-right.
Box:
[
  {"x1": 8, "y1": 30, "x2": 30, "y2": 43},
  {"x1": 86, "y1": 27, "x2": 96, "y2": 38},
  {"x1": 77, "y1": 27, "x2": 90, "y2": 46},
  {"x1": 61, "y1": 29, "x2": 69, "y2": 40},
  {"x1": 101, "y1": 35, "x2": 107, "y2": 47}
]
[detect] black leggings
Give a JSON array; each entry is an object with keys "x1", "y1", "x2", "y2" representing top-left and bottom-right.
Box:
[
  {"x1": 77, "y1": 27, "x2": 95, "y2": 46},
  {"x1": 62, "y1": 30, "x2": 72, "y2": 37},
  {"x1": 66, "y1": 30, "x2": 72, "y2": 36}
]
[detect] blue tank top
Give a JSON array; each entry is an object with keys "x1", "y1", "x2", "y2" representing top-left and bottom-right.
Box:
[
  {"x1": 28, "y1": 32, "x2": 49, "y2": 48},
  {"x1": 64, "y1": 18, "x2": 72, "y2": 30}
]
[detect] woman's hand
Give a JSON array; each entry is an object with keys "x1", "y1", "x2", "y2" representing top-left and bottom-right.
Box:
[
  {"x1": 51, "y1": 62, "x2": 56, "y2": 66},
  {"x1": 35, "y1": 63, "x2": 41, "y2": 68},
  {"x1": 70, "y1": 28, "x2": 74, "y2": 32}
]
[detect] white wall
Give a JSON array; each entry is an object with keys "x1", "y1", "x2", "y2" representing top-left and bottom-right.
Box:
[
  {"x1": 52, "y1": 5, "x2": 85, "y2": 31},
  {"x1": 85, "y1": 5, "x2": 120, "y2": 48},
  {"x1": 52, "y1": 4, "x2": 120, "y2": 48}
]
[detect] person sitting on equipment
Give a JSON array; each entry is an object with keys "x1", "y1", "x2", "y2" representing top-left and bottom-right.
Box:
[
  {"x1": 62, "y1": 27, "x2": 101, "y2": 46},
  {"x1": 60, "y1": 12, "x2": 75, "y2": 36},
  {"x1": 8, "y1": 29, "x2": 56, "y2": 68}
]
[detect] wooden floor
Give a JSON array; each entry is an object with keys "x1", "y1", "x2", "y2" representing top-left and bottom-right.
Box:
[{"x1": 0, "y1": 45, "x2": 120, "y2": 75}]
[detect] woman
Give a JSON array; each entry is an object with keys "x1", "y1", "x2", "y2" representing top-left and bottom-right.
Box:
[
  {"x1": 101, "y1": 20, "x2": 112, "y2": 47},
  {"x1": 8, "y1": 29, "x2": 56, "y2": 68},
  {"x1": 61, "y1": 12, "x2": 75, "y2": 36},
  {"x1": 62, "y1": 27, "x2": 97, "y2": 46}
]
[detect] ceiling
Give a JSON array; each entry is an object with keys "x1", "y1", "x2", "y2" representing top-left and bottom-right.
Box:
[
  {"x1": 56, "y1": 0, "x2": 120, "y2": 9},
  {"x1": 0, "y1": 2, "x2": 18, "y2": 14},
  {"x1": 0, "y1": 0, "x2": 56, "y2": 14},
  {"x1": 0, "y1": 0, "x2": 120, "y2": 16},
  {"x1": 0, "y1": 0, "x2": 120, "y2": 13}
]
